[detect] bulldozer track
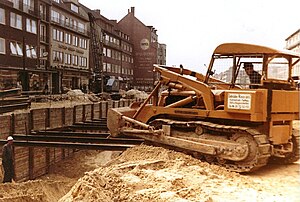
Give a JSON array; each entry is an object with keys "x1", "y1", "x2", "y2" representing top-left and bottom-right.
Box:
[
  {"x1": 153, "y1": 119, "x2": 271, "y2": 172},
  {"x1": 269, "y1": 128, "x2": 300, "y2": 164}
]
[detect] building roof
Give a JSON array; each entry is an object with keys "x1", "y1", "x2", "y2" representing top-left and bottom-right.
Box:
[
  {"x1": 213, "y1": 43, "x2": 300, "y2": 58},
  {"x1": 285, "y1": 29, "x2": 300, "y2": 41}
]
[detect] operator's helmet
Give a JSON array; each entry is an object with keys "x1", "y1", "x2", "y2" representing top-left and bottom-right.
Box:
[{"x1": 7, "y1": 136, "x2": 13, "y2": 141}]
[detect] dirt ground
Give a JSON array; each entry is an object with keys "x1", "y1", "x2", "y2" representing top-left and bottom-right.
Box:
[{"x1": 0, "y1": 145, "x2": 299, "y2": 202}]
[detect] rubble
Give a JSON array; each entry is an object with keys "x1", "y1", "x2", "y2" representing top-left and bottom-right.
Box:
[{"x1": 125, "y1": 89, "x2": 149, "y2": 99}]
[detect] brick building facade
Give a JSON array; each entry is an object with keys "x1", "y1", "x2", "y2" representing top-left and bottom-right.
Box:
[
  {"x1": 118, "y1": 7, "x2": 159, "y2": 91},
  {"x1": 0, "y1": 1, "x2": 165, "y2": 93},
  {"x1": 0, "y1": 0, "x2": 41, "y2": 91}
]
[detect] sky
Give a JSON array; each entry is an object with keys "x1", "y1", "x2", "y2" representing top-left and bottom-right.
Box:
[{"x1": 79, "y1": 0, "x2": 300, "y2": 73}]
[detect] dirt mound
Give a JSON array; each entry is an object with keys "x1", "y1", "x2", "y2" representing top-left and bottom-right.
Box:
[
  {"x1": 0, "y1": 179, "x2": 73, "y2": 202},
  {"x1": 0, "y1": 146, "x2": 298, "y2": 201},
  {"x1": 59, "y1": 145, "x2": 289, "y2": 202}
]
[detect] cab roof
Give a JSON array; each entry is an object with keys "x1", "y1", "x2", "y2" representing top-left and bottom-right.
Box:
[{"x1": 213, "y1": 43, "x2": 300, "y2": 58}]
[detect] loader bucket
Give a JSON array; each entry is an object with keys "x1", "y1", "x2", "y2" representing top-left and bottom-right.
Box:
[{"x1": 107, "y1": 107, "x2": 137, "y2": 137}]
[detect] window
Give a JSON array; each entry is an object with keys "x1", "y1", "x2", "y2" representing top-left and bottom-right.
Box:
[
  {"x1": 72, "y1": 36, "x2": 78, "y2": 46},
  {"x1": 53, "y1": 50, "x2": 63, "y2": 63},
  {"x1": 105, "y1": 34, "x2": 109, "y2": 42},
  {"x1": 26, "y1": 18, "x2": 37, "y2": 34},
  {"x1": 60, "y1": 14, "x2": 65, "y2": 25},
  {"x1": 65, "y1": 16, "x2": 70, "y2": 27},
  {"x1": 53, "y1": 28, "x2": 63, "y2": 42},
  {"x1": 40, "y1": 24, "x2": 47, "y2": 42},
  {"x1": 79, "y1": 56, "x2": 87, "y2": 67},
  {"x1": 103, "y1": 47, "x2": 106, "y2": 56},
  {"x1": 103, "y1": 63, "x2": 106, "y2": 72},
  {"x1": 79, "y1": 38, "x2": 87, "y2": 49},
  {"x1": 0, "y1": 38, "x2": 5, "y2": 54},
  {"x1": 64, "y1": 53, "x2": 71, "y2": 65},
  {"x1": 65, "y1": 33, "x2": 71, "y2": 44},
  {"x1": 78, "y1": 22, "x2": 85, "y2": 33},
  {"x1": 72, "y1": 55, "x2": 78, "y2": 66},
  {"x1": 23, "y1": 0, "x2": 33, "y2": 13},
  {"x1": 73, "y1": 20, "x2": 77, "y2": 29},
  {"x1": 10, "y1": 41, "x2": 23, "y2": 56},
  {"x1": 26, "y1": 44, "x2": 37, "y2": 58},
  {"x1": 0, "y1": 8, "x2": 5, "y2": 25},
  {"x1": 53, "y1": 0, "x2": 60, "y2": 3},
  {"x1": 69, "y1": 18, "x2": 74, "y2": 28},
  {"x1": 71, "y1": 4, "x2": 79, "y2": 13},
  {"x1": 107, "y1": 63, "x2": 111, "y2": 72},
  {"x1": 10, "y1": 12, "x2": 22, "y2": 30},
  {"x1": 106, "y1": 48, "x2": 111, "y2": 57},
  {"x1": 51, "y1": 10, "x2": 60, "y2": 23},
  {"x1": 40, "y1": 4, "x2": 46, "y2": 20},
  {"x1": 8, "y1": 0, "x2": 19, "y2": 9}
]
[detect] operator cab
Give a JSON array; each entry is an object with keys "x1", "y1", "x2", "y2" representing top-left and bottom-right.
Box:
[{"x1": 205, "y1": 43, "x2": 300, "y2": 90}]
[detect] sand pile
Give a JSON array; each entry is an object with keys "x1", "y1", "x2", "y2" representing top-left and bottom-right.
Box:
[
  {"x1": 59, "y1": 145, "x2": 288, "y2": 202},
  {"x1": 0, "y1": 179, "x2": 73, "y2": 202},
  {"x1": 0, "y1": 146, "x2": 298, "y2": 201}
]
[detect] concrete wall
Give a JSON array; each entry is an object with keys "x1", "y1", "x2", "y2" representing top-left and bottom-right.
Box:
[{"x1": 0, "y1": 98, "x2": 141, "y2": 181}]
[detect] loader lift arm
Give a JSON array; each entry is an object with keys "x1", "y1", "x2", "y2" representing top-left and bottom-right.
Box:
[
  {"x1": 160, "y1": 65, "x2": 240, "y2": 90},
  {"x1": 154, "y1": 65, "x2": 215, "y2": 110}
]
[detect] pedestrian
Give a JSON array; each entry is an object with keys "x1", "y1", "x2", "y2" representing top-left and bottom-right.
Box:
[
  {"x1": 243, "y1": 62, "x2": 262, "y2": 89},
  {"x1": 43, "y1": 83, "x2": 49, "y2": 95},
  {"x1": 2, "y1": 136, "x2": 15, "y2": 183}
]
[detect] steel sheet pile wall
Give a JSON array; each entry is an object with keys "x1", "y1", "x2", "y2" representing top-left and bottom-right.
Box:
[
  {"x1": 0, "y1": 115, "x2": 11, "y2": 138},
  {"x1": 74, "y1": 105, "x2": 83, "y2": 123},
  {"x1": 49, "y1": 108, "x2": 63, "y2": 129},
  {"x1": 65, "y1": 107, "x2": 74, "y2": 126},
  {"x1": 13, "y1": 113, "x2": 30, "y2": 181},
  {"x1": 93, "y1": 103, "x2": 100, "y2": 119},
  {"x1": 83, "y1": 104, "x2": 93, "y2": 122},
  {"x1": 31, "y1": 109, "x2": 47, "y2": 131},
  {"x1": 0, "y1": 99, "x2": 138, "y2": 181}
]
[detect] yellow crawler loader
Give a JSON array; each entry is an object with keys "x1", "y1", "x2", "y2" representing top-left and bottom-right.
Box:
[{"x1": 108, "y1": 43, "x2": 300, "y2": 172}]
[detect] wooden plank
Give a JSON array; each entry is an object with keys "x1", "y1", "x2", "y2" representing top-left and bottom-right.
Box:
[
  {"x1": 33, "y1": 147, "x2": 47, "y2": 179},
  {"x1": 65, "y1": 107, "x2": 74, "y2": 126},
  {"x1": 31, "y1": 109, "x2": 47, "y2": 131},
  {"x1": 14, "y1": 147, "x2": 29, "y2": 181}
]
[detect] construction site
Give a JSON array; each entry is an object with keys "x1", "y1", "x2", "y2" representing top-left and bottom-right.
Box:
[
  {"x1": 0, "y1": 42, "x2": 300, "y2": 201},
  {"x1": 0, "y1": 89, "x2": 299, "y2": 202}
]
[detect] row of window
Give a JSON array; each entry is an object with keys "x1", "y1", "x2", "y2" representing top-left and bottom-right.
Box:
[
  {"x1": 53, "y1": 50, "x2": 87, "y2": 68},
  {"x1": 103, "y1": 62, "x2": 133, "y2": 75},
  {"x1": 53, "y1": 28, "x2": 88, "y2": 49},
  {"x1": 104, "y1": 34, "x2": 133, "y2": 52},
  {"x1": 9, "y1": 0, "x2": 33, "y2": 12},
  {"x1": 0, "y1": 37, "x2": 37, "y2": 58},
  {"x1": 51, "y1": 10, "x2": 86, "y2": 33},
  {"x1": 286, "y1": 32, "x2": 300, "y2": 48},
  {"x1": 0, "y1": 8, "x2": 37, "y2": 34},
  {"x1": 103, "y1": 47, "x2": 133, "y2": 63}
]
